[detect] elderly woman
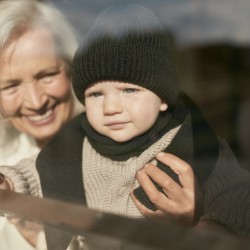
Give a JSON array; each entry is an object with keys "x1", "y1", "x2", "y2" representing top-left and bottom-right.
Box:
[
  {"x1": 0, "y1": 0, "x2": 82, "y2": 166},
  {"x1": 0, "y1": 0, "x2": 82, "y2": 249}
]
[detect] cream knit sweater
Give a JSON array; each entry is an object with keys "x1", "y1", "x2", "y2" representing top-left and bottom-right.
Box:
[
  {"x1": 83, "y1": 125, "x2": 180, "y2": 218},
  {"x1": 0, "y1": 125, "x2": 180, "y2": 218},
  {"x1": 1, "y1": 126, "x2": 250, "y2": 236}
]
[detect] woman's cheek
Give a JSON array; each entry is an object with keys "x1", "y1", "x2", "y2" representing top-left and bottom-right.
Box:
[
  {"x1": 46, "y1": 79, "x2": 71, "y2": 100},
  {"x1": 0, "y1": 95, "x2": 21, "y2": 117}
]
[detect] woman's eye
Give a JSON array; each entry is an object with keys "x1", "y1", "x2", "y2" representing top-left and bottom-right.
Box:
[
  {"x1": 40, "y1": 71, "x2": 60, "y2": 83},
  {"x1": 0, "y1": 84, "x2": 19, "y2": 95}
]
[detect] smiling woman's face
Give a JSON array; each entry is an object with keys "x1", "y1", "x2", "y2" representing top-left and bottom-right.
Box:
[{"x1": 0, "y1": 27, "x2": 74, "y2": 147}]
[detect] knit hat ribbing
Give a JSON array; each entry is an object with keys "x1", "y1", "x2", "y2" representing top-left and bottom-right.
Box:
[{"x1": 72, "y1": 4, "x2": 179, "y2": 107}]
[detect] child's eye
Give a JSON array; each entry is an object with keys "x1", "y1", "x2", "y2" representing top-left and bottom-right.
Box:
[
  {"x1": 87, "y1": 92, "x2": 102, "y2": 98},
  {"x1": 123, "y1": 88, "x2": 139, "y2": 93}
]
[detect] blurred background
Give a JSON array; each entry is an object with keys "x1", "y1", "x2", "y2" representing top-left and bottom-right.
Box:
[{"x1": 48, "y1": 0, "x2": 250, "y2": 170}]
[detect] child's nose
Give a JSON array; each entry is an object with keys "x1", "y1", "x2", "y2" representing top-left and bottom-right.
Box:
[{"x1": 103, "y1": 96, "x2": 123, "y2": 115}]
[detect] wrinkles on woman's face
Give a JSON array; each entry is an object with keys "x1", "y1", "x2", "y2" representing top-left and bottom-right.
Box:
[{"x1": 0, "y1": 27, "x2": 73, "y2": 147}]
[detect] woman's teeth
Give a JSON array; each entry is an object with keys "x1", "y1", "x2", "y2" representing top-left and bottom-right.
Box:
[{"x1": 28, "y1": 109, "x2": 53, "y2": 122}]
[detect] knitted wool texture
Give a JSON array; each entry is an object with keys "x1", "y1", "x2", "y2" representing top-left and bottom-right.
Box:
[
  {"x1": 72, "y1": 4, "x2": 179, "y2": 106},
  {"x1": 83, "y1": 125, "x2": 180, "y2": 218}
]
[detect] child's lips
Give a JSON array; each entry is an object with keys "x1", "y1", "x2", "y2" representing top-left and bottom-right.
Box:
[
  {"x1": 105, "y1": 121, "x2": 128, "y2": 126},
  {"x1": 105, "y1": 121, "x2": 129, "y2": 129}
]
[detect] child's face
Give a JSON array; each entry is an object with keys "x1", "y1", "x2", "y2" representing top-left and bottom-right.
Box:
[{"x1": 84, "y1": 81, "x2": 167, "y2": 142}]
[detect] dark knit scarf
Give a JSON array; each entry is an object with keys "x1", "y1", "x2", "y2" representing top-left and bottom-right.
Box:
[{"x1": 36, "y1": 92, "x2": 219, "y2": 250}]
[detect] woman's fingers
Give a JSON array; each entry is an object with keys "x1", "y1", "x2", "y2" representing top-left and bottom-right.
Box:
[
  {"x1": 0, "y1": 174, "x2": 12, "y2": 190},
  {"x1": 155, "y1": 153, "x2": 203, "y2": 214},
  {"x1": 130, "y1": 191, "x2": 171, "y2": 222},
  {"x1": 141, "y1": 163, "x2": 183, "y2": 201},
  {"x1": 136, "y1": 167, "x2": 169, "y2": 205},
  {"x1": 131, "y1": 191, "x2": 155, "y2": 215},
  {"x1": 135, "y1": 167, "x2": 179, "y2": 212},
  {"x1": 0, "y1": 174, "x2": 22, "y2": 222},
  {"x1": 133, "y1": 153, "x2": 203, "y2": 223},
  {"x1": 156, "y1": 152, "x2": 196, "y2": 191}
]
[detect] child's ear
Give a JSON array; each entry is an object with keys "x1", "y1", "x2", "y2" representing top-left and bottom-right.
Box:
[{"x1": 160, "y1": 101, "x2": 168, "y2": 111}]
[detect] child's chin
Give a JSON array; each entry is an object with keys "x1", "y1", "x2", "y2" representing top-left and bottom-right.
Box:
[{"x1": 109, "y1": 135, "x2": 135, "y2": 143}]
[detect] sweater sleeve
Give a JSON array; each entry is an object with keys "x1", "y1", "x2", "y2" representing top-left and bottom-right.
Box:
[
  {"x1": 201, "y1": 138, "x2": 250, "y2": 236},
  {"x1": 0, "y1": 154, "x2": 42, "y2": 197}
]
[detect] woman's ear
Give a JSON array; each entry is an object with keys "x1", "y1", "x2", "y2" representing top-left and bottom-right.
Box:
[{"x1": 160, "y1": 101, "x2": 168, "y2": 111}]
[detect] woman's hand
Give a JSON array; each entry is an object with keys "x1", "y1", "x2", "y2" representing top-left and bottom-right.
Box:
[
  {"x1": 131, "y1": 152, "x2": 203, "y2": 225},
  {"x1": 0, "y1": 172, "x2": 24, "y2": 226},
  {"x1": 0, "y1": 173, "x2": 42, "y2": 247},
  {"x1": 0, "y1": 173, "x2": 12, "y2": 190}
]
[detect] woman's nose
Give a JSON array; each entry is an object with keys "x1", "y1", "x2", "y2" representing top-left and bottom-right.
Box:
[
  {"x1": 22, "y1": 83, "x2": 48, "y2": 110},
  {"x1": 103, "y1": 96, "x2": 123, "y2": 115}
]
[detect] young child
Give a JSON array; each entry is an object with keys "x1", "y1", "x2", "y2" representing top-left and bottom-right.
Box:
[{"x1": 1, "y1": 3, "x2": 250, "y2": 250}]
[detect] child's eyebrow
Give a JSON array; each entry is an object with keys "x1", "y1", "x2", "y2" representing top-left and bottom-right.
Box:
[
  {"x1": 85, "y1": 86, "x2": 100, "y2": 95},
  {"x1": 119, "y1": 82, "x2": 141, "y2": 88}
]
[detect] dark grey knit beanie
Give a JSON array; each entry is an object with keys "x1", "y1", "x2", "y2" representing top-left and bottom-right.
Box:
[{"x1": 72, "y1": 4, "x2": 179, "y2": 107}]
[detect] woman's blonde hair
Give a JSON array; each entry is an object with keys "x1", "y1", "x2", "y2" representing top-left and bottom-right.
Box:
[{"x1": 0, "y1": 0, "x2": 79, "y2": 63}]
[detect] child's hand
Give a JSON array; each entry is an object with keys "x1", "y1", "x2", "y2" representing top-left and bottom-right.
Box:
[{"x1": 131, "y1": 152, "x2": 203, "y2": 225}]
